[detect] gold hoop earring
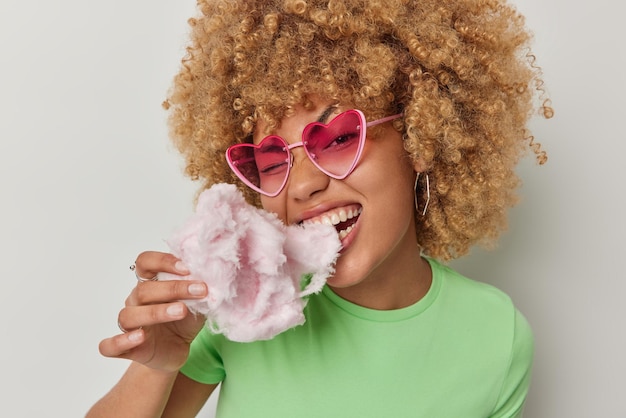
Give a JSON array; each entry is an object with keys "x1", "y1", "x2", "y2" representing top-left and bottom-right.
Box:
[{"x1": 414, "y1": 173, "x2": 430, "y2": 216}]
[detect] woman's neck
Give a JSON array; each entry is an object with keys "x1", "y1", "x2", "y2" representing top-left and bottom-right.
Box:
[{"x1": 329, "y1": 250, "x2": 433, "y2": 311}]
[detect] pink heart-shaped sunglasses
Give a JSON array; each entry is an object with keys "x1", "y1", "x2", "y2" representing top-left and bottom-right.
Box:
[{"x1": 226, "y1": 109, "x2": 402, "y2": 196}]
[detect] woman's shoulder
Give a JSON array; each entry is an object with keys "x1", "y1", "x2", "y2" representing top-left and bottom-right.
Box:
[
  {"x1": 428, "y1": 257, "x2": 533, "y2": 344},
  {"x1": 429, "y1": 257, "x2": 518, "y2": 311},
  {"x1": 427, "y1": 257, "x2": 534, "y2": 385}
]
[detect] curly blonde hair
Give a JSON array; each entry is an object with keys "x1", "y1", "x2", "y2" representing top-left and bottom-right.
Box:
[{"x1": 163, "y1": 0, "x2": 552, "y2": 261}]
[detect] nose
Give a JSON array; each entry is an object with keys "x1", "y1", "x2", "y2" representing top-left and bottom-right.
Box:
[{"x1": 286, "y1": 146, "x2": 330, "y2": 201}]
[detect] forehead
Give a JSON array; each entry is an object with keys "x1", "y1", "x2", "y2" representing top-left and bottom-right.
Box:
[{"x1": 253, "y1": 100, "x2": 344, "y2": 143}]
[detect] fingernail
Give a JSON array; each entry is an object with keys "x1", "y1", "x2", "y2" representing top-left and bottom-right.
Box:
[
  {"x1": 128, "y1": 330, "x2": 142, "y2": 342},
  {"x1": 174, "y1": 261, "x2": 189, "y2": 274},
  {"x1": 167, "y1": 304, "x2": 184, "y2": 317},
  {"x1": 188, "y1": 283, "x2": 205, "y2": 296}
]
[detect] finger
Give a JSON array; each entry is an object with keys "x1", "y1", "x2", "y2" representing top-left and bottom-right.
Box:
[
  {"x1": 99, "y1": 329, "x2": 145, "y2": 358},
  {"x1": 126, "y1": 280, "x2": 207, "y2": 307},
  {"x1": 133, "y1": 251, "x2": 189, "y2": 280},
  {"x1": 118, "y1": 301, "x2": 189, "y2": 331}
]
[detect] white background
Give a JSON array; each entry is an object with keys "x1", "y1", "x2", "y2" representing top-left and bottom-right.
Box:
[{"x1": 1, "y1": 1, "x2": 624, "y2": 417}]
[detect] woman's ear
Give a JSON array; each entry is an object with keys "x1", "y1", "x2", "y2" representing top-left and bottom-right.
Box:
[{"x1": 412, "y1": 157, "x2": 428, "y2": 174}]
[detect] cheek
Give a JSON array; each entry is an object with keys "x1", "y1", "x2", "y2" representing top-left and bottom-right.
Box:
[{"x1": 357, "y1": 141, "x2": 415, "y2": 191}]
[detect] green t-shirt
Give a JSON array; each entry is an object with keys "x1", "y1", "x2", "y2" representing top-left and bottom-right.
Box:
[{"x1": 181, "y1": 258, "x2": 534, "y2": 417}]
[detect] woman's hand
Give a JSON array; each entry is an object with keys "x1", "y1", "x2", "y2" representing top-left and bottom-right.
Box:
[{"x1": 98, "y1": 251, "x2": 208, "y2": 373}]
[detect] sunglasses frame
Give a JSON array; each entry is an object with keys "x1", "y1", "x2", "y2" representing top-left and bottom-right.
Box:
[{"x1": 226, "y1": 109, "x2": 402, "y2": 197}]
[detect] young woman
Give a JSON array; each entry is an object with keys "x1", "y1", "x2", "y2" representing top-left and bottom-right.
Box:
[{"x1": 87, "y1": 0, "x2": 551, "y2": 416}]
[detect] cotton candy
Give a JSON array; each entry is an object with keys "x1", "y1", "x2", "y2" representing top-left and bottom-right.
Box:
[{"x1": 159, "y1": 183, "x2": 341, "y2": 342}]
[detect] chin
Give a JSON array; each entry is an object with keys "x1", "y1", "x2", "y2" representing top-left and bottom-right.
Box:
[{"x1": 325, "y1": 269, "x2": 363, "y2": 289}]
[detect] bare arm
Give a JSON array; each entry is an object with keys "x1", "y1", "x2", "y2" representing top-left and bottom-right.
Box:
[
  {"x1": 87, "y1": 364, "x2": 218, "y2": 418},
  {"x1": 162, "y1": 373, "x2": 219, "y2": 417},
  {"x1": 86, "y1": 252, "x2": 215, "y2": 418},
  {"x1": 87, "y1": 362, "x2": 177, "y2": 418}
]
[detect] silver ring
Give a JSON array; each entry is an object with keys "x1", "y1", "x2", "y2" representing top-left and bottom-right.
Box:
[
  {"x1": 118, "y1": 320, "x2": 129, "y2": 333},
  {"x1": 130, "y1": 264, "x2": 158, "y2": 282},
  {"x1": 118, "y1": 320, "x2": 142, "y2": 334}
]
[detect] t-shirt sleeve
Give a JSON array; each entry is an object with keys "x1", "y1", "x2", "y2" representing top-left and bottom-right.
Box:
[
  {"x1": 489, "y1": 308, "x2": 535, "y2": 418},
  {"x1": 180, "y1": 326, "x2": 226, "y2": 385}
]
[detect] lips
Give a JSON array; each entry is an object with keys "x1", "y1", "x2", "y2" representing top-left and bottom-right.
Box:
[{"x1": 302, "y1": 204, "x2": 362, "y2": 240}]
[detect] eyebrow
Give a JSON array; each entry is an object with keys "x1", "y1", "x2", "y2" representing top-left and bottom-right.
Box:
[
  {"x1": 249, "y1": 105, "x2": 338, "y2": 144},
  {"x1": 317, "y1": 106, "x2": 338, "y2": 124}
]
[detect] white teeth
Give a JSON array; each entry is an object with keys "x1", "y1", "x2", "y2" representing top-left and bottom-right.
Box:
[
  {"x1": 305, "y1": 206, "x2": 361, "y2": 231},
  {"x1": 338, "y1": 225, "x2": 354, "y2": 240}
]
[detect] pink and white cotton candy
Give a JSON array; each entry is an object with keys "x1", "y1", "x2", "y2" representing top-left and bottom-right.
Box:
[{"x1": 159, "y1": 183, "x2": 341, "y2": 343}]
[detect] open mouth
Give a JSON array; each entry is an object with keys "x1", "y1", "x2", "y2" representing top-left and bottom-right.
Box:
[
  {"x1": 303, "y1": 205, "x2": 362, "y2": 240},
  {"x1": 335, "y1": 212, "x2": 359, "y2": 239}
]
